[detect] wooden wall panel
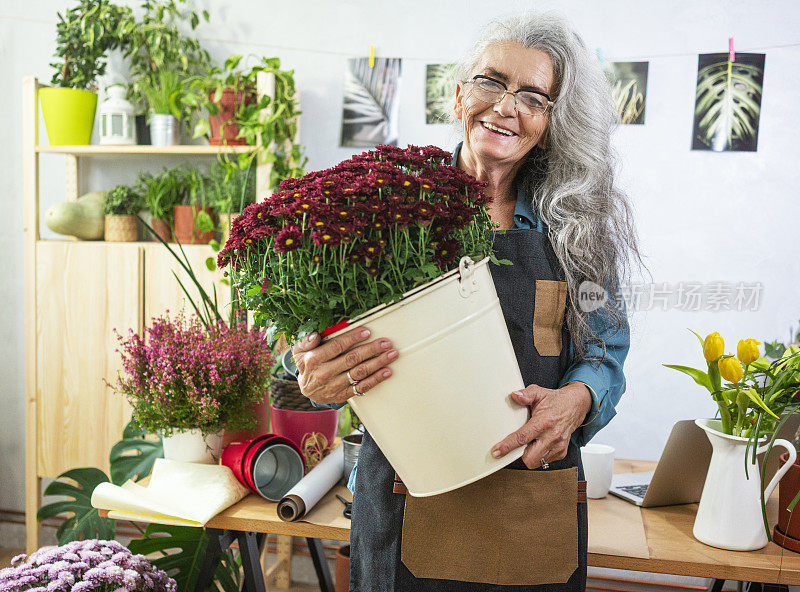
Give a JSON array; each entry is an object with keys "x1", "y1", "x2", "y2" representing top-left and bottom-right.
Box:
[
  {"x1": 142, "y1": 244, "x2": 233, "y2": 325},
  {"x1": 35, "y1": 242, "x2": 142, "y2": 477}
]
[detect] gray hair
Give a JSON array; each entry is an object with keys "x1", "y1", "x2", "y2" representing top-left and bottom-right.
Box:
[{"x1": 455, "y1": 11, "x2": 644, "y2": 363}]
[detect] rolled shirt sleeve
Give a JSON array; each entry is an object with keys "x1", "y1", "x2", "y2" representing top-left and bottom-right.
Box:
[{"x1": 560, "y1": 298, "x2": 630, "y2": 448}]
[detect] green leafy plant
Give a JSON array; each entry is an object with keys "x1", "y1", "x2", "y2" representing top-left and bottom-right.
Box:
[
  {"x1": 124, "y1": 0, "x2": 212, "y2": 115},
  {"x1": 184, "y1": 54, "x2": 307, "y2": 190},
  {"x1": 50, "y1": 0, "x2": 134, "y2": 90},
  {"x1": 204, "y1": 159, "x2": 256, "y2": 215},
  {"x1": 110, "y1": 419, "x2": 165, "y2": 484},
  {"x1": 104, "y1": 184, "x2": 142, "y2": 215},
  {"x1": 694, "y1": 59, "x2": 763, "y2": 151},
  {"x1": 138, "y1": 69, "x2": 184, "y2": 117},
  {"x1": 138, "y1": 166, "x2": 190, "y2": 221}
]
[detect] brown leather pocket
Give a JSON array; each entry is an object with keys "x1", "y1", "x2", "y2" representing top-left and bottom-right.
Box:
[
  {"x1": 533, "y1": 279, "x2": 568, "y2": 356},
  {"x1": 401, "y1": 467, "x2": 579, "y2": 586}
]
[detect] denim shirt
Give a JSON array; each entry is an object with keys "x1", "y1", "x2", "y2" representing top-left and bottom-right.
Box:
[{"x1": 315, "y1": 144, "x2": 630, "y2": 490}]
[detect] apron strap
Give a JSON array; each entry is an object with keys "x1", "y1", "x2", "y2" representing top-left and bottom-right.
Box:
[{"x1": 393, "y1": 472, "x2": 588, "y2": 503}]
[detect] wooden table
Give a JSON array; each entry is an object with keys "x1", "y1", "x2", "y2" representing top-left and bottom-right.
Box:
[{"x1": 103, "y1": 459, "x2": 800, "y2": 589}]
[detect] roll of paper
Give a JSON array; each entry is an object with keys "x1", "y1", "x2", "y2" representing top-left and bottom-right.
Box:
[{"x1": 278, "y1": 445, "x2": 344, "y2": 521}]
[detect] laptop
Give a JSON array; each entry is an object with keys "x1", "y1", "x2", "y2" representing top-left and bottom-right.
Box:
[{"x1": 609, "y1": 415, "x2": 800, "y2": 507}]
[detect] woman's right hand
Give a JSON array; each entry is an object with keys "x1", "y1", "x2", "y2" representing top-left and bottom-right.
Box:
[{"x1": 291, "y1": 327, "x2": 399, "y2": 406}]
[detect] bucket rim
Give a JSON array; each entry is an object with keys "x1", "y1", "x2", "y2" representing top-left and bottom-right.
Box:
[{"x1": 324, "y1": 256, "x2": 490, "y2": 341}]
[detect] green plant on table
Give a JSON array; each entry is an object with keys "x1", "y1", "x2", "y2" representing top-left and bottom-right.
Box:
[
  {"x1": 137, "y1": 166, "x2": 189, "y2": 222},
  {"x1": 138, "y1": 68, "x2": 185, "y2": 118},
  {"x1": 124, "y1": 0, "x2": 212, "y2": 115},
  {"x1": 50, "y1": 0, "x2": 134, "y2": 90},
  {"x1": 184, "y1": 54, "x2": 307, "y2": 189},
  {"x1": 104, "y1": 184, "x2": 142, "y2": 215}
]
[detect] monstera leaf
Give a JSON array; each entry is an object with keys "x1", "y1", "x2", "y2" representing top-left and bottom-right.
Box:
[
  {"x1": 611, "y1": 78, "x2": 644, "y2": 124},
  {"x1": 425, "y1": 64, "x2": 458, "y2": 124},
  {"x1": 37, "y1": 467, "x2": 116, "y2": 544},
  {"x1": 341, "y1": 57, "x2": 401, "y2": 146},
  {"x1": 695, "y1": 60, "x2": 763, "y2": 150},
  {"x1": 109, "y1": 419, "x2": 164, "y2": 484},
  {"x1": 128, "y1": 524, "x2": 240, "y2": 592}
]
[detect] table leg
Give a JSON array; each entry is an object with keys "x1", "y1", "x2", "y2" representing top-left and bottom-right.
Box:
[
  {"x1": 195, "y1": 528, "x2": 233, "y2": 592},
  {"x1": 238, "y1": 531, "x2": 267, "y2": 592},
  {"x1": 306, "y1": 538, "x2": 334, "y2": 592},
  {"x1": 708, "y1": 580, "x2": 725, "y2": 592},
  {"x1": 744, "y1": 582, "x2": 789, "y2": 592}
]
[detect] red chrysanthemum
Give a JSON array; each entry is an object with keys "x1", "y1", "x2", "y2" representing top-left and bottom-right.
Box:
[{"x1": 273, "y1": 226, "x2": 303, "y2": 253}]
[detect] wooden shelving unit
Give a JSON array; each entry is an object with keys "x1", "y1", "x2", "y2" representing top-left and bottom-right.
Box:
[{"x1": 21, "y1": 76, "x2": 280, "y2": 552}]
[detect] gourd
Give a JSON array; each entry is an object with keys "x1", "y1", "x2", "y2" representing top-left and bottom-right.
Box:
[{"x1": 45, "y1": 191, "x2": 106, "y2": 240}]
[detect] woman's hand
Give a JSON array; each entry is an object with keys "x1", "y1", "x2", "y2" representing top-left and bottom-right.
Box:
[
  {"x1": 291, "y1": 327, "x2": 399, "y2": 406},
  {"x1": 491, "y1": 382, "x2": 593, "y2": 468}
]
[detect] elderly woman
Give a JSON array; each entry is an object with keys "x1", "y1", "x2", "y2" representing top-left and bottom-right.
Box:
[{"x1": 292, "y1": 11, "x2": 640, "y2": 592}]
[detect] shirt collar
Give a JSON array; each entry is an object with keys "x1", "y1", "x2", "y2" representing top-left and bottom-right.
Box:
[{"x1": 451, "y1": 142, "x2": 536, "y2": 230}]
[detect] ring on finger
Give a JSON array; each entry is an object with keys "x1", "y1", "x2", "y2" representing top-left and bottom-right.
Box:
[
  {"x1": 540, "y1": 451, "x2": 550, "y2": 470},
  {"x1": 346, "y1": 370, "x2": 360, "y2": 386},
  {"x1": 352, "y1": 384, "x2": 365, "y2": 397}
]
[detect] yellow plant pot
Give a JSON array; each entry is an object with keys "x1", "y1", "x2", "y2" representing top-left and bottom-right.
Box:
[{"x1": 39, "y1": 87, "x2": 98, "y2": 145}]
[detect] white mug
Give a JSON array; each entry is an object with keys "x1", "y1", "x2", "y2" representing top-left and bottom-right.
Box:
[{"x1": 580, "y1": 443, "x2": 615, "y2": 499}]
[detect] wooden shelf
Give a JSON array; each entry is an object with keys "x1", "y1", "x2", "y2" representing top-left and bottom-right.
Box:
[{"x1": 36, "y1": 144, "x2": 256, "y2": 156}]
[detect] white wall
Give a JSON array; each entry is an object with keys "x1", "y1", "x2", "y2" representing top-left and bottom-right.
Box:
[{"x1": 2, "y1": 0, "x2": 800, "y2": 545}]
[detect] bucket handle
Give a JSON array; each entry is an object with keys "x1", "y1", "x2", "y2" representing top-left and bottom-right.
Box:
[{"x1": 457, "y1": 256, "x2": 478, "y2": 298}]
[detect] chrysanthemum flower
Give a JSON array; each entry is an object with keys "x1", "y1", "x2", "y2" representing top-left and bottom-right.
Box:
[{"x1": 273, "y1": 227, "x2": 303, "y2": 253}]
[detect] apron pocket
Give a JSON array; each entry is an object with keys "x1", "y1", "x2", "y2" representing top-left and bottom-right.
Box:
[
  {"x1": 533, "y1": 279, "x2": 568, "y2": 356},
  {"x1": 401, "y1": 466, "x2": 579, "y2": 586}
]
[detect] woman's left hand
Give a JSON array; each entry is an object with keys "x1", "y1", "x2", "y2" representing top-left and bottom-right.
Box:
[{"x1": 491, "y1": 382, "x2": 593, "y2": 468}]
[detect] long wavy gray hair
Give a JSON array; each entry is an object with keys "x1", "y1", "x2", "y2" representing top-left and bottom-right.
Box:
[{"x1": 454, "y1": 11, "x2": 643, "y2": 363}]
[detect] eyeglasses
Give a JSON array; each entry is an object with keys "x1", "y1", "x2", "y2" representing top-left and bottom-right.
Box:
[{"x1": 463, "y1": 75, "x2": 554, "y2": 116}]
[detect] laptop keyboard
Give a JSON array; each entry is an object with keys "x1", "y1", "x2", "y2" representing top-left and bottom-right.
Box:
[{"x1": 617, "y1": 484, "x2": 649, "y2": 498}]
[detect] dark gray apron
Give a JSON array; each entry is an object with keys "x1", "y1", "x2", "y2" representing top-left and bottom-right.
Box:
[{"x1": 349, "y1": 229, "x2": 588, "y2": 592}]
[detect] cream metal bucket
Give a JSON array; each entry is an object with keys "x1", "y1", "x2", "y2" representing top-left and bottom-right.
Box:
[{"x1": 328, "y1": 256, "x2": 527, "y2": 496}]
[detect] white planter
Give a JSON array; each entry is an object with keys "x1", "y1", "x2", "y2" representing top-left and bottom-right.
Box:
[
  {"x1": 693, "y1": 418, "x2": 796, "y2": 551},
  {"x1": 161, "y1": 428, "x2": 224, "y2": 464},
  {"x1": 329, "y1": 257, "x2": 527, "y2": 497}
]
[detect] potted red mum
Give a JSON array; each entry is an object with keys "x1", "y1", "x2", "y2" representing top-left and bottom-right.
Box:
[{"x1": 218, "y1": 144, "x2": 528, "y2": 496}]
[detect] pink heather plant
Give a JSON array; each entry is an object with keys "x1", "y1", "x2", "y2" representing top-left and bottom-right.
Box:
[
  {"x1": 0, "y1": 539, "x2": 175, "y2": 592},
  {"x1": 112, "y1": 313, "x2": 273, "y2": 436}
]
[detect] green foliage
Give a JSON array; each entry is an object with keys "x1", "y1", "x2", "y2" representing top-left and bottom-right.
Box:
[
  {"x1": 50, "y1": 0, "x2": 135, "y2": 90},
  {"x1": 695, "y1": 60, "x2": 763, "y2": 150},
  {"x1": 138, "y1": 69, "x2": 184, "y2": 117},
  {"x1": 203, "y1": 159, "x2": 256, "y2": 213},
  {"x1": 109, "y1": 419, "x2": 164, "y2": 485},
  {"x1": 37, "y1": 468, "x2": 116, "y2": 544},
  {"x1": 104, "y1": 184, "x2": 142, "y2": 215},
  {"x1": 184, "y1": 54, "x2": 307, "y2": 190},
  {"x1": 125, "y1": 0, "x2": 212, "y2": 114},
  {"x1": 137, "y1": 166, "x2": 191, "y2": 220}
]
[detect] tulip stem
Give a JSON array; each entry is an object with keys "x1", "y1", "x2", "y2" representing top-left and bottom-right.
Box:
[{"x1": 735, "y1": 385, "x2": 747, "y2": 437}]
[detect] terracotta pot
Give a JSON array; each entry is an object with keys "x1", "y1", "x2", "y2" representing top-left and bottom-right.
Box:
[
  {"x1": 173, "y1": 205, "x2": 214, "y2": 244},
  {"x1": 149, "y1": 218, "x2": 172, "y2": 243},
  {"x1": 334, "y1": 544, "x2": 350, "y2": 592},
  {"x1": 104, "y1": 215, "x2": 138, "y2": 242},
  {"x1": 774, "y1": 452, "x2": 800, "y2": 552},
  {"x1": 208, "y1": 88, "x2": 256, "y2": 146},
  {"x1": 218, "y1": 212, "x2": 240, "y2": 247}
]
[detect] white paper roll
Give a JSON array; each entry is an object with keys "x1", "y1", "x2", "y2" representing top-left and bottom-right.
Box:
[{"x1": 278, "y1": 445, "x2": 344, "y2": 521}]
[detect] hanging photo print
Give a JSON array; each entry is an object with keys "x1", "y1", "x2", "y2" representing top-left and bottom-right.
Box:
[
  {"x1": 692, "y1": 52, "x2": 765, "y2": 152},
  {"x1": 604, "y1": 61, "x2": 649, "y2": 125},
  {"x1": 340, "y1": 57, "x2": 402, "y2": 147},
  {"x1": 425, "y1": 63, "x2": 459, "y2": 124}
]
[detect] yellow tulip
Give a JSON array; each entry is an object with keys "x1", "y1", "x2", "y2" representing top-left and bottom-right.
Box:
[
  {"x1": 719, "y1": 354, "x2": 744, "y2": 383},
  {"x1": 703, "y1": 332, "x2": 724, "y2": 361},
  {"x1": 737, "y1": 338, "x2": 761, "y2": 366}
]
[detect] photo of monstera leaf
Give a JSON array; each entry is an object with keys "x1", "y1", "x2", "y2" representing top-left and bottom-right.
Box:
[
  {"x1": 426, "y1": 63, "x2": 459, "y2": 124},
  {"x1": 341, "y1": 57, "x2": 402, "y2": 147},
  {"x1": 604, "y1": 61, "x2": 649, "y2": 125},
  {"x1": 692, "y1": 52, "x2": 765, "y2": 152}
]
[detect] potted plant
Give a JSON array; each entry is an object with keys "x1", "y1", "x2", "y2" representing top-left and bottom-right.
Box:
[
  {"x1": 217, "y1": 144, "x2": 531, "y2": 497},
  {"x1": 104, "y1": 184, "x2": 142, "y2": 241},
  {"x1": 137, "y1": 167, "x2": 186, "y2": 242},
  {"x1": 138, "y1": 69, "x2": 185, "y2": 146},
  {"x1": 0, "y1": 539, "x2": 176, "y2": 591},
  {"x1": 111, "y1": 312, "x2": 273, "y2": 463},
  {"x1": 41, "y1": 0, "x2": 134, "y2": 145},
  {"x1": 124, "y1": 0, "x2": 212, "y2": 144},
  {"x1": 204, "y1": 159, "x2": 256, "y2": 244},
  {"x1": 665, "y1": 330, "x2": 800, "y2": 550},
  {"x1": 173, "y1": 166, "x2": 215, "y2": 244}
]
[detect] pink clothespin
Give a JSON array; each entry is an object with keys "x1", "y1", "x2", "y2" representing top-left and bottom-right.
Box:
[{"x1": 729, "y1": 37, "x2": 735, "y2": 62}]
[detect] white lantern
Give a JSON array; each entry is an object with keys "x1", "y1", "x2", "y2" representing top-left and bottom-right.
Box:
[{"x1": 99, "y1": 86, "x2": 136, "y2": 145}]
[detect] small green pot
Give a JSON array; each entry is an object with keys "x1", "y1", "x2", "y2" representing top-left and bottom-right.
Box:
[{"x1": 39, "y1": 87, "x2": 98, "y2": 145}]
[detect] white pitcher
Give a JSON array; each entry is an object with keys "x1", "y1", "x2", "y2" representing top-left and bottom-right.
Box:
[{"x1": 693, "y1": 418, "x2": 797, "y2": 551}]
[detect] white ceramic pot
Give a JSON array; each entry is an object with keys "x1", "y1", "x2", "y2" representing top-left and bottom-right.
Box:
[
  {"x1": 161, "y1": 428, "x2": 224, "y2": 464},
  {"x1": 693, "y1": 418, "x2": 796, "y2": 551},
  {"x1": 328, "y1": 257, "x2": 527, "y2": 497}
]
